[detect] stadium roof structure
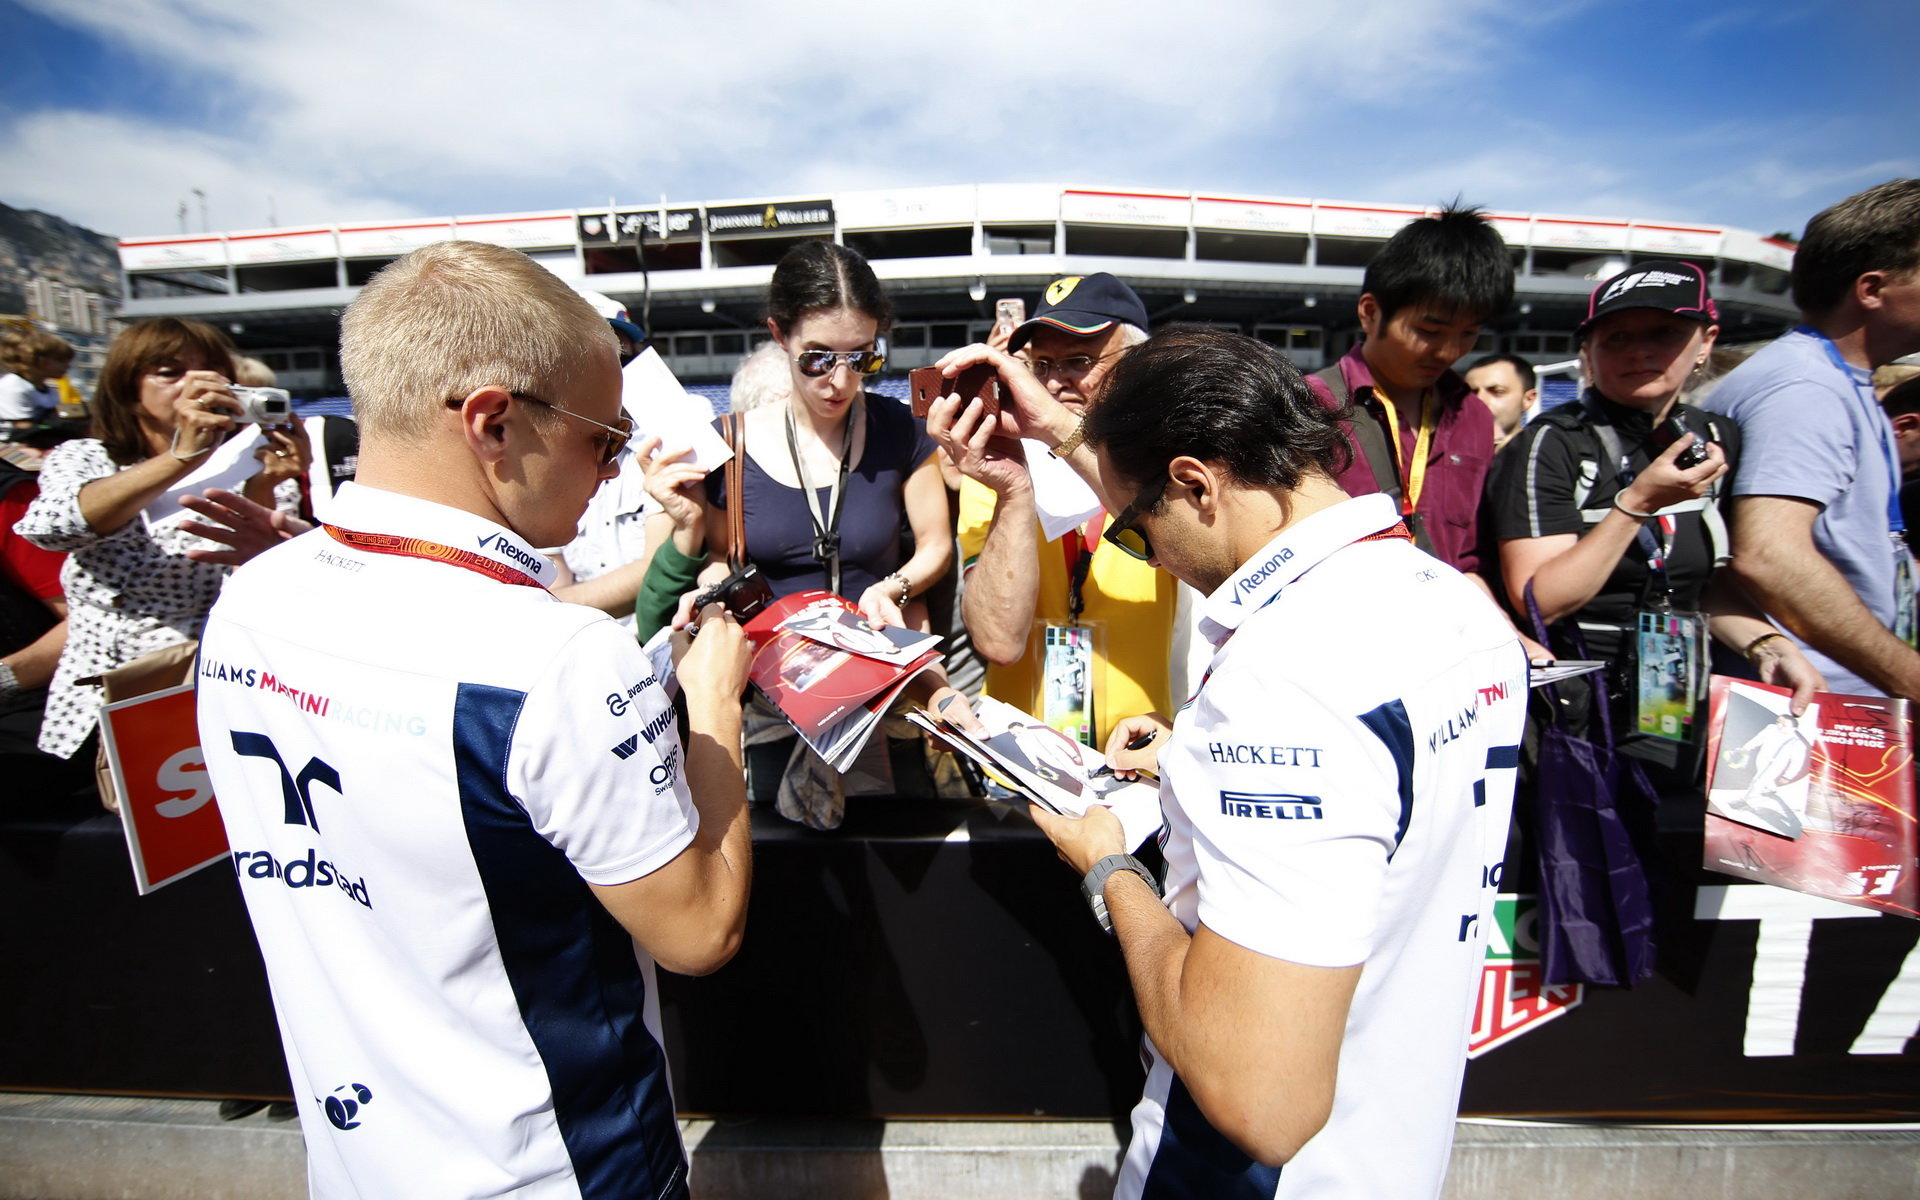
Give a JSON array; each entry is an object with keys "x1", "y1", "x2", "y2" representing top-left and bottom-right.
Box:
[{"x1": 114, "y1": 183, "x2": 1800, "y2": 392}]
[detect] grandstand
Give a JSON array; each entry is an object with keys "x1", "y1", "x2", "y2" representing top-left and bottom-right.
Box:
[{"x1": 113, "y1": 184, "x2": 1799, "y2": 399}]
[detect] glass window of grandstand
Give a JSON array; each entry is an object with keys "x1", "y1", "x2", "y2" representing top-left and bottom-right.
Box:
[
  {"x1": 1254, "y1": 325, "x2": 1327, "y2": 370},
  {"x1": 929, "y1": 323, "x2": 972, "y2": 351},
  {"x1": 889, "y1": 326, "x2": 928, "y2": 351},
  {"x1": 1196, "y1": 230, "x2": 1308, "y2": 265},
  {"x1": 712, "y1": 235, "x2": 817, "y2": 269},
  {"x1": 984, "y1": 225, "x2": 1054, "y2": 255},
  {"x1": 585, "y1": 242, "x2": 702, "y2": 274},
  {"x1": 711, "y1": 332, "x2": 746, "y2": 358},
  {"x1": 1530, "y1": 247, "x2": 1624, "y2": 278},
  {"x1": 129, "y1": 269, "x2": 230, "y2": 299},
  {"x1": 1062, "y1": 225, "x2": 1187, "y2": 260},
  {"x1": 844, "y1": 227, "x2": 972, "y2": 261},
  {"x1": 1506, "y1": 332, "x2": 1574, "y2": 356},
  {"x1": 236, "y1": 261, "x2": 337, "y2": 293},
  {"x1": 1313, "y1": 236, "x2": 1393, "y2": 268},
  {"x1": 345, "y1": 258, "x2": 398, "y2": 286}
]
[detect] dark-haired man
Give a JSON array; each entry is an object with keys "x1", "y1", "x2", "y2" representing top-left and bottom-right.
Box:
[
  {"x1": 1702, "y1": 179, "x2": 1920, "y2": 700},
  {"x1": 932, "y1": 327, "x2": 1522, "y2": 1199},
  {"x1": 1309, "y1": 207, "x2": 1515, "y2": 576},
  {"x1": 1463, "y1": 353, "x2": 1539, "y2": 450}
]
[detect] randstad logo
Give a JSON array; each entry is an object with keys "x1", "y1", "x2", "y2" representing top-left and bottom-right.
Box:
[
  {"x1": 228, "y1": 731, "x2": 371, "y2": 908},
  {"x1": 1045, "y1": 277, "x2": 1082, "y2": 305}
]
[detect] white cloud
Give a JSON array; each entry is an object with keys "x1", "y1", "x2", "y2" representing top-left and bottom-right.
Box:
[
  {"x1": 6, "y1": 0, "x2": 1519, "y2": 236},
  {"x1": 0, "y1": 110, "x2": 426, "y2": 236}
]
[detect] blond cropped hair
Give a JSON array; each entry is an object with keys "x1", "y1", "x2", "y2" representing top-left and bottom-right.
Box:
[{"x1": 341, "y1": 240, "x2": 616, "y2": 442}]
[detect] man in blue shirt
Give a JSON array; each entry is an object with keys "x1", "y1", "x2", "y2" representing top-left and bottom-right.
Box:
[{"x1": 1703, "y1": 179, "x2": 1920, "y2": 699}]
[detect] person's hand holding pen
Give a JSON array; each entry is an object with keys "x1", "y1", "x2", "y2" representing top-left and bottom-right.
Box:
[{"x1": 1093, "y1": 713, "x2": 1171, "y2": 781}]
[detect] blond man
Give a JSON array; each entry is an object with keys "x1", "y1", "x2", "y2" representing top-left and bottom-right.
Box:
[{"x1": 196, "y1": 240, "x2": 751, "y2": 1200}]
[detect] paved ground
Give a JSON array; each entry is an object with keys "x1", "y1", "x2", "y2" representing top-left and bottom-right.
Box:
[{"x1": 3, "y1": 1092, "x2": 1917, "y2": 1199}]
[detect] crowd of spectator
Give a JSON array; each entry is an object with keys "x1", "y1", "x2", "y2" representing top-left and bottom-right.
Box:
[{"x1": 6, "y1": 176, "x2": 1920, "y2": 1199}]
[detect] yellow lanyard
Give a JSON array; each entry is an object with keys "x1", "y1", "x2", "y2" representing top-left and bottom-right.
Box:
[{"x1": 1372, "y1": 385, "x2": 1437, "y2": 516}]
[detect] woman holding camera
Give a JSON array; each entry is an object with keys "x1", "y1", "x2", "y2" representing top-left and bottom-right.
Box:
[
  {"x1": 1484, "y1": 261, "x2": 1820, "y2": 735},
  {"x1": 16, "y1": 318, "x2": 307, "y2": 762}
]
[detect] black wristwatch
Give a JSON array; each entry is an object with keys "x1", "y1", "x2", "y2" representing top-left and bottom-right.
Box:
[{"x1": 1081, "y1": 853, "x2": 1160, "y2": 934}]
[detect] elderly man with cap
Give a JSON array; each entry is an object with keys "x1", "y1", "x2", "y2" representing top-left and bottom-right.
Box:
[{"x1": 928, "y1": 273, "x2": 1174, "y2": 746}]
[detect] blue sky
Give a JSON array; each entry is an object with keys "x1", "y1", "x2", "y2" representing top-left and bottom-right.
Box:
[{"x1": 1, "y1": 0, "x2": 1914, "y2": 241}]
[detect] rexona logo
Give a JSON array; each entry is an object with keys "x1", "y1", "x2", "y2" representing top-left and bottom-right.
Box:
[
  {"x1": 322, "y1": 1082, "x2": 374, "y2": 1131},
  {"x1": 474, "y1": 533, "x2": 544, "y2": 574},
  {"x1": 1466, "y1": 893, "x2": 1583, "y2": 1058}
]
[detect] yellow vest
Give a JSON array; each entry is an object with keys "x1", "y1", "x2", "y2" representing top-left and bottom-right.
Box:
[{"x1": 957, "y1": 478, "x2": 1177, "y2": 743}]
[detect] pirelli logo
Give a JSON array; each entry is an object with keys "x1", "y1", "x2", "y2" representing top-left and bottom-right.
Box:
[{"x1": 1219, "y1": 791, "x2": 1323, "y2": 821}]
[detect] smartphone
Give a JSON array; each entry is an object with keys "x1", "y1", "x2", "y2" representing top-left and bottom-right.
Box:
[
  {"x1": 1650, "y1": 416, "x2": 1711, "y2": 469},
  {"x1": 909, "y1": 364, "x2": 1001, "y2": 419},
  {"x1": 992, "y1": 298, "x2": 1026, "y2": 344}
]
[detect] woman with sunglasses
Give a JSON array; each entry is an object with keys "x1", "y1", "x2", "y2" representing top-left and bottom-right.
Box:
[
  {"x1": 647, "y1": 242, "x2": 951, "y2": 825},
  {"x1": 1485, "y1": 262, "x2": 1820, "y2": 764},
  {"x1": 692, "y1": 241, "x2": 951, "y2": 624},
  {"x1": 15, "y1": 318, "x2": 309, "y2": 764}
]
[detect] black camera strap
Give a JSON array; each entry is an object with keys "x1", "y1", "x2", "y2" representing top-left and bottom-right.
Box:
[{"x1": 784, "y1": 402, "x2": 854, "y2": 597}]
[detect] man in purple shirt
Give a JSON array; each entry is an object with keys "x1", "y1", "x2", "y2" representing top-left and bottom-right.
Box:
[{"x1": 1307, "y1": 207, "x2": 1514, "y2": 579}]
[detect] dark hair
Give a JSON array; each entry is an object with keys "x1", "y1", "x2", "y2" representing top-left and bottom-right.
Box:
[
  {"x1": 1883, "y1": 374, "x2": 1920, "y2": 419},
  {"x1": 1084, "y1": 325, "x2": 1351, "y2": 496},
  {"x1": 765, "y1": 240, "x2": 892, "y2": 335},
  {"x1": 95, "y1": 318, "x2": 238, "y2": 465},
  {"x1": 1464, "y1": 353, "x2": 1536, "y2": 390},
  {"x1": 1791, "y1": 179, "x2": 1920, "y2": 315},
  {"x1": 1363, "y1": 205, "x2": 1515, "y2": 325}
]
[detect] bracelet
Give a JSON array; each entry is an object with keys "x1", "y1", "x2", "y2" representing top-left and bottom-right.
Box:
[
  {"x1": 1744, "y1": 631, "x2": 1789, "y2": 661},
  {"x1": 1050, "y1": 416, "x2": 1090, "y2": 459},
  {"x1": 169, "y1": 427, "x2": 213, "y2": 462},
  {"x1": 0, "y1": 660, "x2": 17, "y2": 700},
  {"x1": 889, "y1": 571, "x2": 911, "y2": 605},
  {"x1": 1612, "y1": 493, "x2": 1657, "y2": 520}
]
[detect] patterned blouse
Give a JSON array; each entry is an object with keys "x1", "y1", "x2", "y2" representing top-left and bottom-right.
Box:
[{"x1": 15, "y1": 438, "x2": 297, "y2": 759}]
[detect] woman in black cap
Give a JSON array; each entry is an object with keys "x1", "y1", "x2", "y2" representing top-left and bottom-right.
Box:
[{"x1": 1484, "y1": 261, "x2": 1822, "y2": 753}]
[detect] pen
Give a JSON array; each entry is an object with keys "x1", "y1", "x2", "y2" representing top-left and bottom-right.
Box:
[{"x1": 1091, "y1": 729, "x2": 1159, "y2": 778}]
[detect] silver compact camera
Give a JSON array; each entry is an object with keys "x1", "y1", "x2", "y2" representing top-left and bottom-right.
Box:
[{"x1": 229, "y1": 385, "x2": 293, "y2": 426}]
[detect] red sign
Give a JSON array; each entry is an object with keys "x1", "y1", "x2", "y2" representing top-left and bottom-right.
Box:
[{"x1": 99, "y1": 682, "x2": 229, "y2": 894}]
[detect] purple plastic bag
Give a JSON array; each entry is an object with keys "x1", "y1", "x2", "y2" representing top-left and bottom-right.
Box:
[{"x1": 1526, "y1": 583, "x2": 1659, "y2": 988}]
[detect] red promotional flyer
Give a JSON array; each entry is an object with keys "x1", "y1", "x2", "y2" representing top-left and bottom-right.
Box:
[
  {"x1": 744, "y1": 591, "x2": 942, "y2": 770},
  {"x1": 1702, "y1": 675, "x2": 1916, "y2": 918}
]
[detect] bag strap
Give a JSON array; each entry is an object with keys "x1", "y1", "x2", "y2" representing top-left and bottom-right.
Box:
[
  {"x1": 1314, "y1": 364, "x2": 1409, "y2": 520},
  {"x1": 1524, "y1": 578, "x2": 1619, "y2": 749},
  {"x1": 725, "y1": 412, "x2": 747, "y2": 572}
]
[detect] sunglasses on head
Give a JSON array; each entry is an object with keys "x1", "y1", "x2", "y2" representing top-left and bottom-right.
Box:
[
  {"x1": 794, "y1": 349, "x2": 886, "y2": 377},
  {"x1": 1103, "y1": 473, "x2": 1171, "y2": 561}
]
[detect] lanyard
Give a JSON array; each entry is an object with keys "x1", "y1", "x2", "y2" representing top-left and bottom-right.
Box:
[
  {"x1": 1060, "y1": 513, "x2": 1108, "y2": 624},
  {"x1": 785, "y1": 403, "x2": 855, "y2": 596},
  {"x1": 1371, "y1": 386, "x2": 1438, "y2": 516},
  {"x1": 322, "y1": 525, "x2": 547, "y2": 589},
  {"x1": 1797, "y1": 325, "x2": 1904, "y2": 534},
  {"x1": 1581, "y1": 391, "x2": 1680, "y2": 601}
]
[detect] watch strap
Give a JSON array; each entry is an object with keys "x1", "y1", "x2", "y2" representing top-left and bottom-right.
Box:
[{"x1": 1080, "y1": 853, "x2": 1160, "y2": 934}]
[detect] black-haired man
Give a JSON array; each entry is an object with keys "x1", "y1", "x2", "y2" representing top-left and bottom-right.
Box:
[
  {"x1": 1309, "y1": 207, "x2": 1515, "y2": 576},
  {"x1": 1702, "y1": 179, "x2": 1920, "y2": 700},
  {"x1": 941, "y1": 326, "x2": 1523, "y2": 1198},
  {"x1": 1463, "y1": 353, "x2": 1539, "y2": 450}
]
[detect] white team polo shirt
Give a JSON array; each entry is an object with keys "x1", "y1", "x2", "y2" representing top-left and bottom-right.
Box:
[
  {"x1": 1117, "y1": 493, "x2": 1525, "y2": 1200},
  {"x1": 198, "y1": 482, "x2": 698, "y2": 1200}
]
